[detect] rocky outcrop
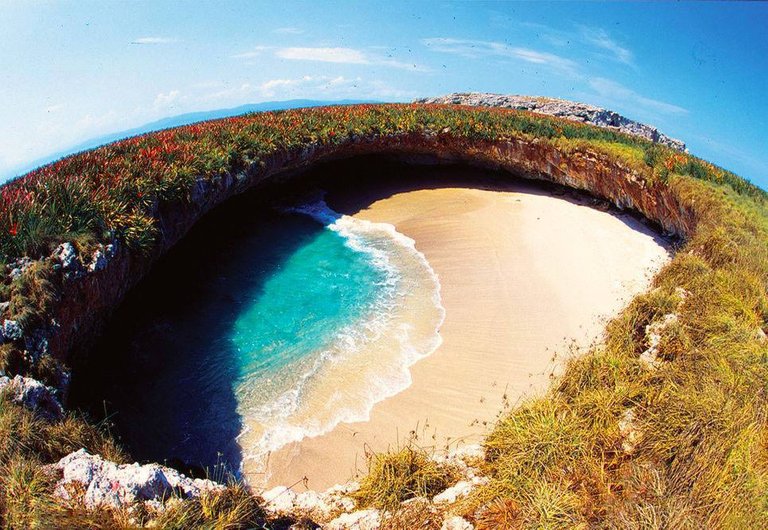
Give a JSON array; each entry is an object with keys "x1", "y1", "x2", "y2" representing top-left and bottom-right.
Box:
[
  {"x1": 416, "y1": 93, "x2": 686, "y2": 151},
  {"x1": 3, "y1": 123, "x2": 701, "y2": 402},
  {"x1": 0, "y1": 374, "x2": 64, "y2": 420},
  {"x1": 256, "y1": 444, "x2": 486, "y2": 528},
  {"x1": 326, "y1": 509, "x2": 381, "y2": 530},
  {"x1": 52, "y1": 449, "x2": 223, "y2": 510}
]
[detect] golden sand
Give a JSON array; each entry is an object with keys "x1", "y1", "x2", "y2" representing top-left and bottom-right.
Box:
[{"x1": 257, "y1": 177, "x2": 670, "y2": 490}]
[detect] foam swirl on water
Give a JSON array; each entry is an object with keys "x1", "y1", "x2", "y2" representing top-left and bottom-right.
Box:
[{"x1": 237, "y1": 198, "x2": 445, "y2": 484}]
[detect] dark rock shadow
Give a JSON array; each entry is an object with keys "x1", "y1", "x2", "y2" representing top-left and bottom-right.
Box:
[
  {"x1": 310, "y1": 156, "x2": 674, "y2": 250},
  {"x1": 69, "y1": 187, "x2": 326, "y2": 477}
]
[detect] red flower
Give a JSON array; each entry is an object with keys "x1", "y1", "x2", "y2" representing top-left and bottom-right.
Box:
[
  {"x1": 328, "y1": 130, "x2": 336, "y2": 137},
  {"x1": 9, "y1": 223, "x2": 18, "y2": 237}
]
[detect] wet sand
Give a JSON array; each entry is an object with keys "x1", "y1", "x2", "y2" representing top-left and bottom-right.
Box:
[{"x1": 256, "y1": 176, "x2": 671, "y2": 490}]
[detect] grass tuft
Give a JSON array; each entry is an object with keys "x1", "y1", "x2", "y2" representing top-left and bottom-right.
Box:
[{"x1": 354, "y1": 443, "x2": 460, "y2": 512}]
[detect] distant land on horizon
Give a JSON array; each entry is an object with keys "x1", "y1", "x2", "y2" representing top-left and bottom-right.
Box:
[{"x1": 2, "y1": 99, "x2": 372, "y2": 184}]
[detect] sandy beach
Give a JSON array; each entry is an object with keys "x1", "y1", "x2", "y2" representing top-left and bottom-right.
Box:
[{"x1": 257, "y1": 175, "x2": 671, "y2": 490}]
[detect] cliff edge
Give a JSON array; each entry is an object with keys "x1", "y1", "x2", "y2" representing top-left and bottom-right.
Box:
[{"x1": 416, "y1": 93, "x2": 686, "y2": 152}]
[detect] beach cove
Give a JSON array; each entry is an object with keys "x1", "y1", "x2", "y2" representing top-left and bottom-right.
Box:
[{"x1": 258, "y1": 166, "x2": 672, "y2": 489}]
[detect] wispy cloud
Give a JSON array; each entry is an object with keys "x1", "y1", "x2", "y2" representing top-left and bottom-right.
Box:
[
  {"x1": 131, "y1": 36, "x2": 177, "y2": 45},
  {"x1": 272, "y1": 27, "x2": 304, "y2": 35},
  {"x1": 422, "y1": 36, "x2": 683, "y2": 121},
  {"x1": 230, "y1": 46, "x2": 270, "y2": 59},
  {"x1": 588, "y1": 78, "x2": 688, "y2": 115},
  {"x1": 276, "y1": 47, "x2": 368, "y2": 64},
  {"x1": 579, "y1": 27, "x2": 634, "y2": 65},
  {"x1": 197, "y1": 74, "x2": 412, "y2": 102},
  {"x1": 153, "y1": 90, "x2": 180, "y2": 110},
  {"x1": 691, "y1": 134, "x2": 761, "y2": 171},
  {"x1": 232, "y1": 45, "x2": 425, "y2": 71},
  {"x1": 422, "y1": 38, "x2": 579, "y2": 77}
]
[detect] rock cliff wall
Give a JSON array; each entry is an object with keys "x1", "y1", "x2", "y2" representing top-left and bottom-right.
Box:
[
  {"x1": 416, "y1": 93, "x2": 687, "y2": 151},
  {"x1": 9, "y1": 130, "x2": 698, "y2": 395}
]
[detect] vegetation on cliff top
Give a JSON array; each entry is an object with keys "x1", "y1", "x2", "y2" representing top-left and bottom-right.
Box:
[
  {"x1": 0, "y1": 104, "x2": 767, "y2": 528},
  {"x1": 0, "y1": 104, "x2": 761, "y2": 264}
]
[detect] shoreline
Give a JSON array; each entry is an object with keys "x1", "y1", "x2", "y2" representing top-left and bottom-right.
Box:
[
  {"x1": 236, "y1": 199, "x2": 446, "y2": 470},
  {"x1": 250, "y1": 176, "x2": 671, "y2": 490}
]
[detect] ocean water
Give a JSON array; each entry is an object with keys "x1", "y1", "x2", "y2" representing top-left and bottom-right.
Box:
[{"x1": 72, "y1": 194, "x2": 443, "y2": 480}]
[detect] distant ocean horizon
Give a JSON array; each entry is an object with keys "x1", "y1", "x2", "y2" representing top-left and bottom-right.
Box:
[{"x1": 1, "y1": 98, "x2": 376, "y2": 184}]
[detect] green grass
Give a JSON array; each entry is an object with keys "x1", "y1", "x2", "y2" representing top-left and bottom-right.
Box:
[
  {"x1": 0, "y1": 103, "x2": 767, "y2": 527},
  {"x1": 354, "y1": 444, "x2": 460, "y2": 512}
]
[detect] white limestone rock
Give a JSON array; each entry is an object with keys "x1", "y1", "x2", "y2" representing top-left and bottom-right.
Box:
[
  {"x1": 53, "y1": 449, "x2": 223, "y2": 509},
  {"x1": 618, "y1": 408, "x2": 641, "y2": 454},
  {"x1": 54, "y1": 242, "x2": 85, "y2": 279},
  {"x1": 2, "y1": 319, "x2": 23, "y2": 342},
  {"x1": 416, "y1": 93, "x2": 686, "y2": 151},
  {"x1": 447, "y1": 444, "x2": 485, "y2": 462},
  {"x1": 295, "y1": 490, "x2": 333, "y2": 518},
  {"x1": 640, "y1": 313, "x2": 678, "y2": 369},
  {"x1": 9, "y1": 257, "x2": 33, "y2": 279},
  {"x1": 434, "y1": 480, "x2": 473, "y2": 504},
  {"x1": 442, "y1": 515, "x2": 474, "y2": 530},
  {"x1": 0, "y1": 374, "x2": 64, "y2": 420},
  {"x1": 263, "y1": 485, "x2": 297, "y2": 514},
  {"x1": 89, "y1": 248, "x2": 108, "y2": 272},
  {"x1": 326, "y1": 508, "x2": 381, "y2": 530},
  {"x1": 321, "y1": 481, "x2": 359, "y2": 513}
]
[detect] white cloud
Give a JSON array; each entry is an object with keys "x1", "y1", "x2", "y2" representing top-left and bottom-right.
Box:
[
  {"x1": 261, "y1": 46, "x2": 425, "y2": 71},
  {"x1": 276, "y1": 47, "x2": 369, "y2": 64},
  {"x1": 196, "y1": 74, "x2": 412, "y2": 104},
  {"x1": 230, "y1": 46, "x2": 270, "y2": 59},
  {"x1": 131, "y1": 37, "x2": 177, "y2": 45},
  {"x1": 422, "y1": 38, "x2": 579, "y2": 77},
  {"x1": 580, "y1": 27, "x2": 634, "y2": 65},
  {"x1": 153, "y1": 90, "x2": 181, "y2": 109},
  {"x1": 588, "y1": 77, "x2": 688, "y2": 115},
  {"x1": 273, "y1": 27, "x2": 304, "y2": 35}
]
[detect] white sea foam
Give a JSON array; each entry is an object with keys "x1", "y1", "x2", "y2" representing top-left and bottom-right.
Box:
[{"x1": 236, "y1": 196, "x2": 445, "y2": 477}]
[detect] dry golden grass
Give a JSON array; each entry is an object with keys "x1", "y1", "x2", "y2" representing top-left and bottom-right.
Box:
[{"x1": 354, "y1": 444, "x2": 460, "y2": 512}]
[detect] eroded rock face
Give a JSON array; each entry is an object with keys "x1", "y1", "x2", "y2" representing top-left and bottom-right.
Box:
[
  {"x1": 2, "y1": 319, "x2": 23, "y2": 342},
  {"x1": 416, "y1": 93, "x2": 686, "y2": 151},
  {"x1": 53, "y1": 449, "x2": 223, "y2": 509},
  {"x1": 8, "y1": 116, "x2": 698, "y2": 413},
  {"x1": 0, "y1": 374, "x2": 64, "y2": 420}
]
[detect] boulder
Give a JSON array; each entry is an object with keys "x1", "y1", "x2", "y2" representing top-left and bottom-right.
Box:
[
  {"x1": 640, "y1": 313, "x2": 678, "y2": 369},
  {"x1": 0, "y1": 375, "x2": 64, "y2": 420},
  {"x1": 2, "y1": 319, "x2": 23, "y2": 342},
  {"x1": 54, "y1": 242, "x2": 85, "y2": 279},
  {"x1": 294, "y1": 490, "x2": 332, "y2": 518},
  {"x1": 263, "y1": 485, "x2": 298, "y2": 514},
  {"x1": 326, "y1": 508, "x2": 381, "y2": 530},
  {"x1": 434, "y1": 480, "x2": 474, "y2": 504},
  {"x1": 53, "y1": 449, "x2": 223, "y2": 509}
]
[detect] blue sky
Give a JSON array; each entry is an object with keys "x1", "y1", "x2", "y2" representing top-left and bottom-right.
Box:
[{"x1": 1, "y1": 1, "x2": 766, "y2": 186}]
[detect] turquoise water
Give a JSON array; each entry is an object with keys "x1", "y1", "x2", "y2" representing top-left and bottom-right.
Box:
[
  {"x1": 233, "y1": 226, "x2": 384, "y2": 376},
  {"x1": 230, "y1": 208, "x2": 392, "y2": 422},
  {"x1": 72, "y1": 193, "x2": 443, "y2": 477}
]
